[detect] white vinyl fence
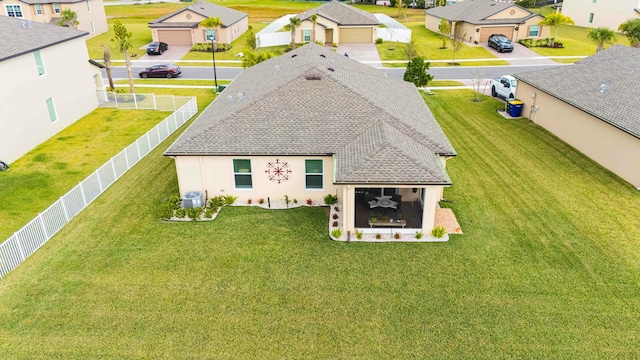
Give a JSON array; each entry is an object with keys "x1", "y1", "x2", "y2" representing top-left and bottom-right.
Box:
[
  {"x1": 0, "y1": 97, "x2": 198, "y2": 279},
  {"x1": 375, "y1": 14, "x2": 411, "y2": 43},
  {"x1": 97, "y1": 91, "x2": 190, "y2": 111},
  {"x1": 256, "y1": 14, "x2": 297, "y2": 47}
]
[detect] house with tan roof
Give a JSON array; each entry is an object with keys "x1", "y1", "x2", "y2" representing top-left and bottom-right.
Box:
[
  {"x1": 425, "y1": 0, "x2": 549, "y2": 44},
  {"x1": 164, "y1": 44, "x2": 457, "y2": 235},
  {"x1": 562, "y1": 0, "x2": 640, "y2": 29},
  {"x1": 514, "y1": 45, "x2": 640, "y2": 189},
  {"x1": 148, "y1": 0, "x2": 248, "y2": 46},
  {"x1": 1, "y1": 0, "x2": 107, "y2": 38},
  {"x1": 0, "y1": 15, "x2": 104, "y2": 164},
  {"x1": 294, "y1": 0, "x2": 380, "y2": 44}
]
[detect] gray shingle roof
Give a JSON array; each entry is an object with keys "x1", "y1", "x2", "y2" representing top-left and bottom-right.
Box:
[
  {"x1": 165, "y1": 44, "x2": 455, "y2": 185},
  {"x1": 514, "y1": 45, "x2": 640, "y2": 140},
  {"x1": 149, "y1": 0, "x2": 247, "y2": 28},
  {"x1": 425, "y1": 0, "x2": 539, "y2": 25},
  {"x1": 0, "y1": 15, "x2": 87, "y2": 62},
  {"x1": 297, "y1": 0, "x2": 379, "y2": 26}
]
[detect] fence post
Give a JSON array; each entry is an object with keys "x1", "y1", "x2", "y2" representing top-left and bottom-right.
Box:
[
  {"x1": 133, "y1": 93, "x2": 138, "y2": 109},
  {"x1": 136, "y1": 140, "x2": 141, "y2": 160},
  {"x1": 14, "y1": 233, "x2": 26, "y2": 261},
  {"x1": 172, "y1": 95, "x2": 176, "y2": 112},
  {"x1": 114, "y1": 91, "x2": 118, "y2": 109},
  {"x1": 152, "y1": 93, "x2": 157, "y2": 110},
  {"x1": 111, "y1": 158, "x2": 118, "y2": 180},
  {"x1": 38, "y1": 213, "x2": 50, "y2": 239},
  {"x1": 146, "y1": 132, "x2": 152, "y2": 151},
  {"x1": 96, "y1": 169, "x2": 103, "y2": 192},
  {"x1": 61, "y1": 197, "x2": 70, "y2": 222},
  {"x1": 79, "y1": 181, "x2": 88, "y2": 206}
]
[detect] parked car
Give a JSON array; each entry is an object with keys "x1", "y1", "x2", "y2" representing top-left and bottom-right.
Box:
[
  {"x1": 146, "y1": 41, "x2": 168, "y2": 55},
  {"x1": 488, "y1": 34, "x2": 514, "y2": 53},
  {"x1": 138, "y1": 64, "x2": 181, "y2": 79}
]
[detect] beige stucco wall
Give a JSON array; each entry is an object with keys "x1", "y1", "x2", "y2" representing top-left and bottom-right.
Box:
[
  {"x1": 0, "y1": 37, "x2": 99, "y2": 163},
  {"x1": 562, "y1": 0, "x2": 640, "y2": 29},
  {"x1": 154, "y1": 11, "x2": 248, "y2": 44},
  {"x1": 2, "y1": 0, "x2": 108, "y2": 38},
  {"x1": 516, "y1": 82, "x2": 640, "y2": 189},
  {"x1": 487, "y1": 6, "x2": 531, "y2": 20},
  {"x1": 295, "y1": 17, "x2": 377, "y2": 44},
  {"x1": 425, "y1": 13, "x2": 446, "y2": 35}
]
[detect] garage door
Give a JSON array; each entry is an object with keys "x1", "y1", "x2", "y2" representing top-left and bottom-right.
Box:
[
  {"x1": 339, "y1": 28, "x2": 373, "y2": 43},
  {"x1": 157, "y1": 30, "x2": 192, "y2": 46},
  {"x1": 480, "y1": 26, "x2": 515, "y2": 42}
]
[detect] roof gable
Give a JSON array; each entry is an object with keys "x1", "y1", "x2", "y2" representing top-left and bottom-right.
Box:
[
  {"x1": 514, "y1": 45, "x2": 640, "y2": 139},
  {"x1": 297, "y1": 0, "x2": 379, "y2": 26},
  {"x1": 149, "y1": 0, "x2": 247, "y2": 27},
  {"x1": 0, "y1": 15, "x2": 87, "y2": 62},
  {"x1": 425, "y1": 0, "x2": 539, "y2": 24},
  {"x1": 165, "y1": 44, "x2": 455, "y2": 185}
]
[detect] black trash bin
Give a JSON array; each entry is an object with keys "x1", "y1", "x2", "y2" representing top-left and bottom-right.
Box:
[{"x1": 507, "y1": 100, "x2": 523, "y2": 117}]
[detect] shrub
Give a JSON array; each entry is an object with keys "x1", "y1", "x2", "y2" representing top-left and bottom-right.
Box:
[
  {"x1": 306, "y1": 198, "x2": 313, "y2": 205},
  {"x1": 258, "y1": 198, "x2": 265, "y2": 205},
  {"x1": 518, "y1": 38, "x2": 533, "y2": 48},
  {"x1": 203, "y1": 206, "x2": 217, "y2": 219},
  {"x1": 190, "y1": 42, "x2": 231, "y2": 53},
  {"x1": 375, "y1": 37, "x2": 383, "y2": 44},
  {"x1": 247, "y1": 198, "x2": 252, "y2": 204},
  {"x1": 334, "y1": 206, "x2": 339, "y2": 212},
  {"x1": 175, "y1": 207, "x2": 187, "y2": 218},
  {"x1": 394, "y1": 232, "x2": 401, "y2": 240},
  {"x1": 208, "y1": 196, "x2": 225, "y2": 209},
  {"x1": 284, "y1": 195, "x2": 290, "y2": 206},
  {"x1": 223, "y1": 195, "x2": 238, "y2": 205},
  {"x1": 293, "y1": 199, "x2": 298, "y2": 204},
  {"x1": 415, "y1": 231, "x2": 424, "y2": 239},
  {"x1": 323, "y1": 194, "x2": 338, "y2": 205},
  {"x1": 187, "y1": 206, "x2": 203, "y2": 222},
  {"x1": 432, "y1": 225, "x2": 447, "y2": 238},
  {"x1": 331, "y1": 228, "x2": 342, "y2": 238},
  {"x1": 161, "y1": 202, "x2": 175, "y2": 219},
  {"x1": 375, "y1": 233, "x2": 382, "y2": 240},
  {"x1": 332, "y1": 221, "x2": 338, "y2": 227},
  {"x1": 332, "y1": 213, "x2": 339, "y2": 220},
  {"x1": 355, "y1": 229, "x2": 363, "y2": 240}
]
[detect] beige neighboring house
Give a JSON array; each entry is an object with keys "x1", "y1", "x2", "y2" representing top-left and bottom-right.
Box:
[
  {"x1": 295, "y1": 0, "x2": 380, "y2": 44},
  {"x1": 148, "y1": 0, "x2": 248, "y2": 46},
  {"x1": 514, "y1": 46, "x2": 640, "y2": 190},
  {"x1": 0, "y1": 15, "x2": 104, "y2": 164},
  {"x1": 425, "y1": 0, "x2": 549, "y2": 43},
  {"x1": 562, "y1": 0, "x2": 640, "y2": 29},
  {"x1": 164, "y1": 44, "x2": 457, "y2": 234},
  {"x1": 1, "y1": 0, "x2": 107, "y2": 39}
]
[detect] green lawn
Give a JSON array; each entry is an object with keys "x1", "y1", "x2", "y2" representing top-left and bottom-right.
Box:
[
  {"x1": 0, "y1": 87, "x2": 215, "y2": 242},
  {"x1": 1, "y1": 90, "x2": 639, "y2": 357}
]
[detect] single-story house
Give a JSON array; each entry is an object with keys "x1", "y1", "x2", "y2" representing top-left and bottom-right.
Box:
[
  {"x1": 562, "y1": 0, "x2": 640, "y2": 29},
  {"x1": 425, "y1": 0, "x2": 549, "y2": 43},
  {"x1": 1, "y1": 0, "x2": 108, "y2": 39},
  {"x1": 164, "y1": 44, "x2": 457, "y2": 234},
  {"x1": 514, "y1": 45, "x2": 640, "y2": 190},
  {"x1": 295, "y1": 0, "x2": 380, "y2": 44},
  {"x1": 0, "y1": 15, "x2": 103, "y2": 164},
  {"x1": 148, "y1": 0, "x2": 248, "y2": 46}
]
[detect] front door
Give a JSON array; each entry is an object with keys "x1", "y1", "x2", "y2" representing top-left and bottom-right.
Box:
[{"x1": 325, "y1": 29, "x2": 333, "y2": 45}]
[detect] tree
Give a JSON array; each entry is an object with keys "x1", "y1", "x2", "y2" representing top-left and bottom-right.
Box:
[
  {"x1": 403, "y1": 56, "x2": 434, "y2": 87},
  {"x1": 618, "y1": 19, "x2": 640, "y2": 48},
  {"x1": 103, "y1": 43, "x2": 115, "y2": 91},
  {"x1": 437, "y1": 18, "x2": 450, "y2": 49},
  {"x1": 201, "y1": 17, "x2": 222, "y2": 89},
  {"x1": 449, "y1": 26, "x2": 466, "y2": 65},
  {"x1": 58, "y1": 9, "x2": 79, "y2": 29},
  {"x1": 396, "y1": 0, "x2": 408, "y2": 22},
  {"x1": 289, "y1": 17, "x2": 301, "y2": 49},
  {"x1": 246, "y1": 25, "x2": 259, "y2": 51},
  {"x1": 539, "y1": 13, "x2": 575, "y2": 46},
  {"x1": 587, "y1": 27, "x2": 616, "y2": 52},
  {"x1": 404, "y1": 39, "x2": 419, "y2": 60},
  {"x1": 310, "y1": 14, "x2": 318, "y2": 44},
  {"x1": 111, "y1": 20, "x2": 134, "y2": 94}
]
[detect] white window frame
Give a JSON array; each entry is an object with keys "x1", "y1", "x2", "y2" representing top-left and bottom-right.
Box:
[
  {"x1": 46, "y1": 98, "x2": 58, "y2": 123},
  {"x1": 233, "y1": 159, "x2": 253, "y2": 190},
  {"x1": 305, "y1": 159, "x2": 324, "y2": 190},
  {"x1": 86, "y1": 0, "x2": 91, "y2": 11},
  {"x1": 34, "y1": 50, "x2": 46, "y2": 76},
  {"x1": 303, "y1": 29, "x2": 311, "y2": 42},
  {"x1": 53, "y1": 3, "x2": 60, "y2": 14},
  {"x1": 528, "y1": 25, "x2": 540, "y2": 37},
  {"x1": 5, "y1": 4, "x2": 23, "y2": 17},
  {"x1": 35, "y1": 4, "x2": 43, "y2": 15}
]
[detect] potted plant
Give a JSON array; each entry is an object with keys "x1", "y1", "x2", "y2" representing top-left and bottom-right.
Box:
[
  {"x1": 370, "y1": 217, "x2": 378, "y2": 223},
  {"x1": 396, "y1": 213, "x2": 402, "y2": 221}
]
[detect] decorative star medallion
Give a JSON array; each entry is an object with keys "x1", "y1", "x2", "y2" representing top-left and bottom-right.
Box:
[{"x1": 265, "y1": 158, "x2": 291, "y2": 184}]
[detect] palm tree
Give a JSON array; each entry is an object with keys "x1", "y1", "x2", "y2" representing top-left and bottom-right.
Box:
[
  {"x1": 587, "y1": 27, "x2": 616, "y2": 52},
  {"x1": 58, "y1": 9, "x2": 79, "y2": 29},
  {"x1": 201, "y1": 17, "x2": 222, "y2": 89},
  {"x1": 103, "y1": 43, "x2": 115, "y2": 91},
  {"x1": 289, "y1": 16, "x2": 301, "y2": 49},
  {"x1": 310, "y1": 14, "x2": 318, "y2": 44},
  {"x1": 112, "y1": 20, "x2": 134, "y2": 94},
  {"x1": 618, "y1": 19, "x2": 640, "y2": 48},
  {"x1": 539, "y1": 13, "x2": 575, "y2": 46}
]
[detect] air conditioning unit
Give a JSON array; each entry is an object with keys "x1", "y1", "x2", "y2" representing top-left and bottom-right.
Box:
[{"x1": 182, "y1": 191, "x2": 203, "y2": 209}]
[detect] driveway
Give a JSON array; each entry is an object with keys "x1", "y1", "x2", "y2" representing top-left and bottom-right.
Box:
[
  {"x1": 475, "y1": 42, "x2": 557, "y2": 66},
  {"x1": 136, "y1": 45, "x2": 191, "y2": 64},
  {"x1": 336, "y1": 43, "x2": 384, "y2": 69}
]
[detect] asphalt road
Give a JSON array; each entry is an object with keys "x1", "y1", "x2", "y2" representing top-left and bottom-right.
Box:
[{"x1": 106, "y1": 63, "x2": 564, "y2": 83}]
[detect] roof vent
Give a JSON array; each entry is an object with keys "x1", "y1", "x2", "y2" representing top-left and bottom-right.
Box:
[
  {"x1": 328, "y1": 59, "x2": 335, "y2": 72},
  {"x1": 274, "y1": 65, "x2": 281, "y2": 73},
  {"x1": 600, "y1": 84, "x2": 608, "y2": 93},
  {"x1": 291, "y1": 54, "x2": 298, "y2": 58},
  {"x1": 237, "y1": 92, "x2": 245, "y2": 101},
  {"x1": 305, "y1": 73, "x2": 322, "y2": 80},
  {"x1": 20, "y1": 20, "x2": 32, "y2": 28},
  {"x1": 226, "y1": 96, "x2": 234, "y2": 103},
  {"x1": 320, "y1": 54, "x2": 326, "y2": 58}
]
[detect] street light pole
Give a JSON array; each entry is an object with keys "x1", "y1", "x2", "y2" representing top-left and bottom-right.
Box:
[{"x1": 211, "y1": 38, "x2": 218, "y2": 89}]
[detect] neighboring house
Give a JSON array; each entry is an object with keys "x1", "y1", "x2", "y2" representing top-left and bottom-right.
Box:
[
  {"x1": 0, "y1": 15, "x2": 104, "y2": 164},
  {"x1": 295, "y1": 0, "x2": 380, "y2": 44},
  {"x1": 514, "y1": 45, "x2": 640, "y2": 190},
  {"x1": 425, "y1": 0, "x2": 549, "y2": 43},
  {"x1": 562, "y1": 0, "x2": 640, "y2": 29},
  {"x1": 164, "y1": 44, "x2": 457, "y2": 234},
  {"x1": 148, "y1": 0, "x2": 248, "y2": 46},
  {"x1": 1, "y1": 0, "x2": 108, "y2": 39}
]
